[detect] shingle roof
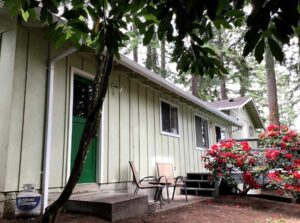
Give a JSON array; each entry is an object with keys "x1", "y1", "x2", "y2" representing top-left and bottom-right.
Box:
[
  {"x1": 209, "y1": 96, "x2": 264, "y2": 129},
  {"x1": 209, "y1": 96, "x2": 252, "y2": 110}
]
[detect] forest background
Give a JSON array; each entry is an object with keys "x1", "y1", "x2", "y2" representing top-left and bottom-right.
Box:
[{"x1": 122, "y1": 11, "x2": 300, "y2": 129}]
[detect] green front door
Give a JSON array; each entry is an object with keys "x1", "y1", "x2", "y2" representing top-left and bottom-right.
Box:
[{"x1": 71, "y1": 75, "x2": 97, "y2": 183}]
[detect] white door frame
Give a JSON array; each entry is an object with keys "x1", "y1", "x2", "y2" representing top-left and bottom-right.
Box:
[{"x1": 67, "y1": 66, "x2": 102, "y2": 183}]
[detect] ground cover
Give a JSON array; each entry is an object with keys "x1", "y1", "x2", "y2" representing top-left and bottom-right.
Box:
[{"x1": 1, "y1": 195, "x2": 300, "y2": 223}]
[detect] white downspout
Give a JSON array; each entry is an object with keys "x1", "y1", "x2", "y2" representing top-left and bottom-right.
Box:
[{"x1": 42, "y1": 47, "x2": 78, "y2": 213}]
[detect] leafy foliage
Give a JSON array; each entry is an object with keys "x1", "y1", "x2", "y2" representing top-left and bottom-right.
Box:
[
  {"x1": 259, "y1": 125, "x2": 300, "y2": 197},
  {"x1": 204, "y1": 139, "x2": 265, "y2": 194},
  {"x1": 4, "y1": 0, "x2": 299, "y2": 76}
]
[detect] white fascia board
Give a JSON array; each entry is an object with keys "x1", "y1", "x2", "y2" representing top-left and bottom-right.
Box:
[{"x1": 118, "y1": 55, "x2": 242, "y2": 127}]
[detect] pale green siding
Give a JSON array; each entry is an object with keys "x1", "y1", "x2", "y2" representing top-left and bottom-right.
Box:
[
  {"x1": 230, "y1": 108, "x2": 256, "y2": 139},
  {"x1": 0, "y1": 28, "x2": 17, "y2": 191},
  {"x1": 0, "y1": 24, "x2": 232, "y2": 193},
  {"x1": 101, "y1": 71, "x2": 230, "y2": 183}
]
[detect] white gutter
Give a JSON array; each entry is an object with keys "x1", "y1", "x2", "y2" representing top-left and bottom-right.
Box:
[
  {"x1": 42, "y1": 47, "x2": 77, "y2": 212},
  {"x1": 118, "y1": 55, "x2": 242, "y2": 127}
]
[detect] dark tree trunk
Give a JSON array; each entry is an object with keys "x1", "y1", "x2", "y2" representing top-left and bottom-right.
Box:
[
  {"x1": 151, "y1": 33, "x2": 158, "y2": 73},
  {"x1": 217, "y1": 30, "x2": 228, "y2": 100},
  {"x1": 42, "y1": 52, "x2": 114, "y2": 223},
  {"x1": 191, "y1": 75, "x2": 198, "y2": 96},
  {"x1": 132, "y1": 25, "x2": 138, "y2": 62},
  {"x1": 160, "y1": 36, "x2": 167, "y2": 78},
  {"x1": 146, "y1": 44, "x2": 152, "y2": 70},
  {"x1": 265, "y1": 46, "x2": 280, "y2": 125},
  {"x1": 152, "y1": 46, "x2": 158, "y2": 73},
  {"x1": 239, "y1": 76, "x2": 246, "y2": 97},
  {"x1": 220, "y1": 74, "x2": 228, "y2": 100}
]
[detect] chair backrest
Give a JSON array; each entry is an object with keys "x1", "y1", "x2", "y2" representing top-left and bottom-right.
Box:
[
  {"x1": 156, "y1": 162, "x2": 174, "y2": 183},
  {"x1": 129, "y1": 161, "x2": 140, "y2": 185}
]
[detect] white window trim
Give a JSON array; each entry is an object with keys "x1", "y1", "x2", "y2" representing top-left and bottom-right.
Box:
[
  {"x1": 159, "y1": 98, "x2": 180, "y2": 138},
  {"x1": 67, "y1": 67, "x2": 102, "y2": 183},
  {"x1": 194, "y1": 113, "x2": 209, "y2": 150}
]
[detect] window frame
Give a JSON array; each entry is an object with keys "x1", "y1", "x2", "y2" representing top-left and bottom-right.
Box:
[
  {"x1": 194, "y1": 114, "x2": 210, "y2": 150},
  {"x1": 159, "y1": 98, "x2": 180, "y2": 138},
  {"x1": 215, "y1": 124, "x2": 227, "y2": 143},
  {"x1": 249, "y1": 125, "x2": 255, "y2": 137}
]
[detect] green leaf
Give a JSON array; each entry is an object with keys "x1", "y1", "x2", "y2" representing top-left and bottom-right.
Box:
[
  {"x1": 243, "y1": 31, "x2": 261, "y2": 57},
  {"x1": 268, "y1": 37, "x2": 284, "y2": 62},
  {"x1": 254, "y1": 39, "x2": 265, "y2": 63},
  {"x1": 68, "y1": 20, "x2": 89, "y2": 34},
  {"x1": 62, "y1": 9, "x2": 81, "y2": 20},
  {"x1": 143, "y1": 25, "x2": 154, "y2": 45},
  {"x1": 21, "y1": 9, "x2": 30, "y2": 21}
]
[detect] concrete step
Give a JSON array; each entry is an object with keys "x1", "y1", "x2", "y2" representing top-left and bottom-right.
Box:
[
  {"x1": 185, "y1": 187, "x2": 215, "y2": 191},
  {"x1": 65, "y1": 193, "x2": 148, "y2": 222},
  {"x1": 185, "y1": 179, "x2": 211, "y2": 183}
]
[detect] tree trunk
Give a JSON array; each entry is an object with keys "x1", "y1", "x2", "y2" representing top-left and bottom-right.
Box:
[
  {"x1": 191, "y1": 75, "x2": 198, "y2": 96},
  {"x1": 217, "y1": 30, "x2": 228, "y2": 100},
  {"x1": 132, "y1": 25, "x2": 138, "y2": 62},
  {"x1": 145, "y1": 44, "x2": 152, "y2": 70},
  {"x1": 152, "y1": 46, "x2": 158, "y2": 73},
  {"x1": 160, "y1": 36, "x2": 166, "y2": 78},
  {"x1": 151, "y1": 33, "x2": 158, "y2": 73},
  {"x1": 42, "y1": 52, "x2": 114, "y2": 223},
  {"x1": 220, "y1": 74, "x2": 228, "y2": 100},
  {"x1": 265, "y1": 46, "x2": 280, "y2": 125},
  {"x1": 239, "y1": 76, "x2": 246, "y2": 97}
]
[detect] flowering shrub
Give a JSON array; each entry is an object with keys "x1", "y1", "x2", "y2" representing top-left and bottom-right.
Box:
[
  {"x1": 259, "y1": 125, "x2": 300, "y2": 199},
  {"x1": 204, "y1": 139, "x2": 264, "y2": 194}
]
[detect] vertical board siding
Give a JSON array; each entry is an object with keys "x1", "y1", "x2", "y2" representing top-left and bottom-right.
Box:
[
  {"x1": 129, "y1": 79, "x2": 139, "y2": 176},
  {"x1": 2, "y1": 26, "x2": 235, "y2": 191},
  {"x1": 6, "y1": 27, "x2": 28, "y2": 191},
  {"x1": 138, "y1": 85, "x2": 148, "y2": 177},
  {"x1": 49, "y1": 58, "x2": 67, "y2": 188},
  {"x1": 0, "y1": 29, "x2": 17, "y2": 191},
  {"x1": 119, "y1": 73, "x2": 130, "y2": 181},
  {"x1": 101, "y1": 85, "x2": 109, "y2": 183},
  {"x1": 108, "y1": 72, "x2": 120, "y2": 182},
  {"x1": 19, "y1": 32, "x2": 48, "y2": 189},
  {"x1": 146, "y1": 88, "x2": 155, "y2": 176},
  {"x1": 153, "y1": 92, "x2": 162, "y2": 163}
]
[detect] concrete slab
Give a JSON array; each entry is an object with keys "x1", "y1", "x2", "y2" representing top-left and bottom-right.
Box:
[{"x1": 65, "y1": 193, "x2": 148, "y2": 222}]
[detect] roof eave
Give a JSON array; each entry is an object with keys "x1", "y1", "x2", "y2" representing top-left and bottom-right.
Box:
[{"x1": 118, "y1": 55, "x2": 242, "y2": 127}]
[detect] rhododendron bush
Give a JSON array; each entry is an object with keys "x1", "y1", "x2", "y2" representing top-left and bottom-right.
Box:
[
  {"x1": 204, "y1": 139, "x2": 265, "y2": 194},
  {"x1": 204, "y1": 124, "x2": 300, "y2": 201},
  {"x1": 259, "y1": 125, "x2": 300, "y2": 200}
]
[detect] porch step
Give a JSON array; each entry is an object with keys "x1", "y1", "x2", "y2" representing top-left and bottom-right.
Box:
[
  {"x1": 183, "y1": 172, "x2": 219, "y2": 197},
  {"x1": 185, "y1": 187, "x2": 215, "y2": 192},
  {"x1": 185, "y1": 179, "x2": 210, "y2": 183},
  {"x1": 65, "y1": 193, "x2": 148, "y2": 222}
]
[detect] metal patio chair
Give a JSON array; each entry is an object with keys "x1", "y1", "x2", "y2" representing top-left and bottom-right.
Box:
[
  {"x1": 128, "y1": 161, "x2": 163, "y2": 205},
  {"x1": 156, "y1": 162, "x2": 188, "y2": 202}
]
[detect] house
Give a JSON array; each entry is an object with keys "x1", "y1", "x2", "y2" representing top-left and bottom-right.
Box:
[
  {"x1": 210, "y1": 96, "x2": 264, "y2": 142},
  {"x1": 0, "y1": 8, "x2": 241, "y2": 217}
]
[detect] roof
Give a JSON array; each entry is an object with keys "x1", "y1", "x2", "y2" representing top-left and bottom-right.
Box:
[
  {"x1": 210, "y1": 96, "x2": 252, "y2": 110},
  {"x1": 118, "y1": 56, "x2": 241, "y2": 127},
  {"x1": 210, "y1": 96, "x2": 264, "y2": 129}
]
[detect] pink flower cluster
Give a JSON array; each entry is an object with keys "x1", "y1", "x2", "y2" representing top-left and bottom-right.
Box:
[
  {"x1": 260, "y1": 124, "x2": 300, "y2": 195},
  {"x1": 204, "y1": 139, "x2": 262, "y2": 193}
]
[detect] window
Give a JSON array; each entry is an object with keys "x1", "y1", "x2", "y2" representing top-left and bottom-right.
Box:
[
  {"x1": 215, "y1": 126, "x2": 226, "y2": 142},
  {"x1": 195, "y1": 115, "x2": 209, "y2": 149},
  {"x1": 160, "y1": 100, "x2": 179, "y2": 136},
  {"x1": 249, "y1": 125, "x2": 254, "y2": 137},
  {"x1": 73, "y1": 75, "x2": 93, "y2": 118}
]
